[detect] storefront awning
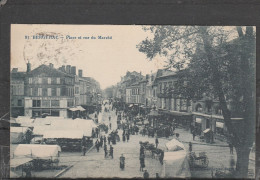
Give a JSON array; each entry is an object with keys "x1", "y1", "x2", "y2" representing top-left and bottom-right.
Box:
[
  {"x1": 216, "y1": 122, "x2": 224, "y2": 128},
  {"x1": 129, "y1": 104, "x2": 133, "y2": 107},
  {"x1": 169, "y1": 111, "x2": 192, "y2": 116},
  {"x1": 69, "y1": 107, "x2": 78, "y2": 111},
  {"x1": 203, "y1": 128, "x2": 211, "y2": 133},
  {"x1": 76, "y1": 106, "x2": 85, "y2": 111},
  {"x1": 195, "y1": 118, "x2": 202, "y2": 123}
]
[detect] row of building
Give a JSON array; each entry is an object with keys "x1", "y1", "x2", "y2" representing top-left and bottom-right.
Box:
[
  {"x1": 11, "y1": 62, "x2": 102, "y2": 118},
  {"x1": 111, "y1": 69, "x2": 242, "y2": 140}
]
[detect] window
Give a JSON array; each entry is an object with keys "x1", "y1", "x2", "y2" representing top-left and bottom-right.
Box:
[
  {"x1": 56, "y1": 88, "x2": 60, "y2": 96},
  {"x1": 37, "y1": 88, "x2": 42, "y2": 96},
  {"x1": 51, "y1": 100, "x2": 60, "y2": 107},
  {"x1": 42, "y1": 88, "x2": 47, "y2": 96},
  {"x1": 18, "y1": 99, "x2": 22, "y2": 106},
  {"x1": 29, "y1": 88, "x2": 33, "y2": 96},
  {"x1": 42, "y1": 100, "x2": 50, "y2": 107},
  {"x1": 48, "y1": 78, "x2": 51, "y2": 84},
  {"x1": 75, "y1": 87, "x2": 79, "y2": 94},
  {"x1": 29, "y1": 78, "x2": 32, "y2": 84},
  {"x1": 47, "y1": 88, "x2": 51, "y2": 96},
  {"x1": 38, "y1": 77, "x2": 42, "y2": 84},
  {"x1": 32, "y1": 100, "x2": 41, "y2": 107},
  {"x1": 57, "y1": 78, "x2": 60, "y2": 84}
]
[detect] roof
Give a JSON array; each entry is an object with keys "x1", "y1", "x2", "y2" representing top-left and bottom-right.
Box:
[
  {"x1": 43, "y1": 130, "x2": 84, "y2": 139},
  {"x1": 27, "y1": 64, "x2": 74, "y2": 77},
  {"x1": 11, "y1": 72, "x2": 26, "y2": 79},
  {"x1": 14, "y1": 144, "x2": 61, "y2": 159},
  {"x1": 11, "y1": 127, "x2": 30, "y2": 133}
]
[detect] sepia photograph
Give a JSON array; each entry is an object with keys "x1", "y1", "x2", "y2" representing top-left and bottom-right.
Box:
[{"x1": 9, "y1": 24, "x2": 256, "y2": 178}]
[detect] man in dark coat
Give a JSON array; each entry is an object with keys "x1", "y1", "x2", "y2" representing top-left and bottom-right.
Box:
[
  {"x1": 109, "y1": 145, "x2": 114, "y2": 159},
  {"x1": 120, "y1": 154, "x2": 125, "y2": 170},
  {"x1": 155, "y1": 138, "x2": 159, "y2": 148},
  {"x1": 126, "y1": 133, "x2": 130, "y2": 142},
  {"x1": 104, "y1": 136, "x2": 107, "y2": 144},
  {"x1": 159, "y1": 150, "x2": 164, "y2": 165},
  {"x1": 95, "y1": 139, "x2": 100, "y2": 152},
  {"x1": 123, "y1": 134, "x2": 126, "y2": 142},
  {"x1": 139, "y1": 154, "x2": 145, "y2": 171},
  {"x1": 104, "y1": 144, "x2": 108, "y2": 158},
  {"x1": 100, "y1": 136, "x2": 103, "y2": 147},
  {"x1": 143, "y1": 170, "x2": 149, "y2": 178},
  {"x1": 81, "y1": 137, "x2": 87, "y2": 156}
]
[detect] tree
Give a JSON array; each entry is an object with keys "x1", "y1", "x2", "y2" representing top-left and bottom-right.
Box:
[{"x1": 137, "y1": 26, "x2": 255, "y2": 178}]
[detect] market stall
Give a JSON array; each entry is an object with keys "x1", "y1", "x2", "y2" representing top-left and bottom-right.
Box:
[
  {"x1": 13, "y1": 144, "x2": 61, "y2": 170},
  {"x1": 11, "y1": 127, "x2": 32, "y2": 144},
  {"x1": 162, "y1": 150, "x2": 190, "y2": 178},
  {"x1": 43, "y1": 130, "x2": 84, "y2": 151}
]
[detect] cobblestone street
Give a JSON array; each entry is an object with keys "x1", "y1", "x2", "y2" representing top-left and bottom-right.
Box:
[{"x1": 60, "y1": 106, "x2": 256, "y2": 178}]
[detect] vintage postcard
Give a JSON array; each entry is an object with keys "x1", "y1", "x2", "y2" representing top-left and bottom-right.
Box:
[{"x1": 9, "y1": 24, "x2": 256, "y2": 178}]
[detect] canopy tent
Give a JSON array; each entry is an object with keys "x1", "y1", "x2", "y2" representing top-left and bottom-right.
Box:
[
  {"x1": 11, "y1": 127, "x2": 31, "y2": 144},
  {"x1": 10, "y1": 157, "x2": 33, "y2": 168},
  {"x1": 216, "y1": 122, "x2": 224, "y2": 128},
  {"x1": 76, "y1": 106, "x2": 85, "y2": 111},
  {"x1": 69, "y1": 107, "x2": 79, "y2": 111},
  {"x1": 43, "y1": 130, "x2": 84, "y2": 139},
  {"x1": 74, "y1": 118, "x2": 97, "y2": 128},
  {"x1": 33, "y1": 125, "x2": 51, "y2": 136},
  {"x1": 11, "y1": 127, "x2": 31, "y2": 133},
  {"x1": 143, "y1": 120, "x2": 149, "y2": 125},
  {"x1": 15, "y1": 117, "x2": 34, "y2": 127},
  {"x1": 33, "y1": 118, "x2": 51, "y2": 126},
  {"x1": 162, "y1": 150, "x2": 190, "y2": 178},
  {"x1": 203, "y1": 128, "x2": 212, "y2": 134},
  {"x1": 148, "y1": 109, "x2": 160, "y2": 116},
  {"x1": 14, "y1": 144, "x2": 61, "y2": 160},
  {"x1": 165, "y1": 138, "x2": 185, "y2": 151}
]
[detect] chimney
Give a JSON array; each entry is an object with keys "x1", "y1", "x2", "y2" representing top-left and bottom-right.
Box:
[
  {"x1": 12, "y1": 68, "x2": 18, "y2": 73},
  {"x1": 71, "y1": 66, "x2": 76, "y2": 75},
  {"x1": 26, "y1": 62, "x2": 31, "y2": 73},
  {"x1": 61, "y1": 65, "x2": 65, "y2": 72},
  {"x1": 49, "y1": 63, "x2": 54, "y2": 68},
  {"x1": 78, "y1": 69, "x2": 83, "y2": 77},
  {"x1": 66, "y1": 65, "x2": 71, "y2": 74}
]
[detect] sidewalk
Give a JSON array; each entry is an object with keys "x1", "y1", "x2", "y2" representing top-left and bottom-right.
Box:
[{"x1": 160, "y1": 128, "x2": 229, "y2": 147}]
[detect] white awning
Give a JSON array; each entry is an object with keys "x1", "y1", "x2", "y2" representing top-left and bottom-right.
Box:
[
  {"x1": 203, "y1": 128, "x2": 211, "y2": 133},
  {"x1": 129, "y1": 104, "x2": 133, "y2": 107},
  {"x1": 216, "y1": 122, "x2": 224, "y2": 128},
  {"x1": 69, "y1": 107, "x2": 78, "y2": 111},
  {"x1": 76, "y1": 106, "x2": 85, "y2": 111},
  {"x1": 10, "y1": 158, "x2": 33, "y2": 168},
  {"x1": 195, "y1": 118, "x2": 202, "y2": 123}
]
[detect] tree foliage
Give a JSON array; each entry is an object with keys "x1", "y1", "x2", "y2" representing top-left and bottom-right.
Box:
[{"x1": 138, "y1": 26, "x2": 255, "y2": 177}]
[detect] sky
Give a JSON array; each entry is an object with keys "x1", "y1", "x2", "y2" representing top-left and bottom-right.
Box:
[{"x1": 11, "y1": 24, "x2": 167, "y2": 89}]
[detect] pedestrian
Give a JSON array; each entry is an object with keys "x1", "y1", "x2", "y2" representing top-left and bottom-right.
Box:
[
  {"x1": 139, "y1": 153, "x2": 145, "y2": 172},
  {"x1": 143, "y1": 169, "x2": 149, "y2": 178},
  {"x1": 126, "y1": 133, "x2": 130, "y2": 142},
  {"x1": 109, "y1": 115, "x2": 111, "y2": 121},
  {"x1": 110, "y1": 145, "x2": 114, "y2": 159},
  {"x1": 95, "y1": 139, "x2": 100, "y2": 152},
  {"x1": 229, "y1": 143, "x2": 234, "y2": 154},
  {"x1": 104, "y1": 144, "x2": 108, "y2": 158},
  {"x1": 155, "y1": 138, "x2": 159, "y2": 148},
  {"x1": 120, "y1": 154, "x2": 125, "y2": 170},
  {"x1": 109, "y1": 123, "x2": 112, "y2": 130},
  {"x1": 81, "y1": 137, "x2": 87, "y2": 156},
  {"x1": 159, "y1": 150, "x2": 164, "y2": 165},
  {"x1": 104, "y1": 136, "x2": 107, "y2": 144},
  {"x1": 123, "y1": 134, "x2": 126, "y2": 142},
  {"x1": 100, "y1": 136, "x2": 103, "y2": 148},
  {"x1": 108, "y1": 135, "x2": 111, "y2": 145},
  {"x1": 140, "y1": 145, "x2": 144, "y2": 156},
  {"x1": 189, "y1": 142, "x2": 192, "y2": 152},
  {"x1": 192, "y1": 130, "x2": 196, "y2": 140}
]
